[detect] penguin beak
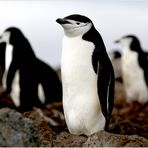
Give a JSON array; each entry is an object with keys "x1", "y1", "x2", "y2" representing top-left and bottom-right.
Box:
[{"x1": 56, "y1": 18, "x2": 71, "y2": 25}]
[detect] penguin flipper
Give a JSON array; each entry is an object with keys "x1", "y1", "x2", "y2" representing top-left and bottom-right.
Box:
[{"x1": 97, "y1": 63, "x2": 114, "y2": 129}]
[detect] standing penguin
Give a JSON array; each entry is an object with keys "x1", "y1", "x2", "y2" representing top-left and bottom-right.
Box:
[
  {"x1": 115, "y1": 35, "x2": 148, "y2": 104},
  {"x1": 0, "y1": 27, "x2": 62, "y2": 111},
  {"x1": 56, "y1": 14, "x2": 114, "y2": 136}
]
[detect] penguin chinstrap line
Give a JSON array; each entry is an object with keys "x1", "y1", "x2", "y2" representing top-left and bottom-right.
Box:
[
  {"x1": 56, "y1": 14, "x2": 115, "y2": 136},
  {"x1": 115, "y1": 35, "x2": 148, "y2": 104},
  {"x1": 0, "y1": 27, "x2": 62, "y2": 111}
]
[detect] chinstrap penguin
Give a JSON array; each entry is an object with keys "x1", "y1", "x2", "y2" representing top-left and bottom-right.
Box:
[
  {"x1": 56, "y1": 14, "x2": 115, "y2": 136},
  {"x1": 0, "y1": 27, "x2": 62, "y2": 111},
  {"x1": 115, "y1": 35, "x2": 148, "y2": 104}
]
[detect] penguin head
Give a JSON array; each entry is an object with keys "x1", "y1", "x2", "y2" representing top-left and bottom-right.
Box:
[
  {"x1": 0, "y1": 31, "x2": 11, "y2": 44},
  {"x1": 115, "y1": 35, "x2": 141, "y2": 52},
  {"x1": 56, "y1": 14, "x2": 93, "y2": 37},
  {"x1": 0, "y1": 27, "x2": 24, "y2": 45}
]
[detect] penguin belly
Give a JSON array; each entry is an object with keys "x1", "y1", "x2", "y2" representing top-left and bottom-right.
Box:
[
  {"x1": 122, "y1": 48, "x2": 148, "y2": 104},
  {"x1": 2, "y1": 44, "x2": 20, "y2": 107},
  {"x1": 2, "y1": 44, "x2": 13, "y2": 89},
  {"x1": 10, "y1": 70, "x2": 20, "y2": 107},
  {"x1": 62, "y1": 36, "x2": 105, "y2": 136}
]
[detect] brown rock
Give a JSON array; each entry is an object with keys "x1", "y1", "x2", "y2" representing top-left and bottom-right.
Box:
[
  {"x1": 83, "y1": 131, "x2": 148, "y2": 147},
  {"x1": 53, "y1": 131, "x2": 87, "y2": 147}
]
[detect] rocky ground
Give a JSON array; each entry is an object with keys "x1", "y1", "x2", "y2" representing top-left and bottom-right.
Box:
[{"x1": 0, "y1": 80, "x2": 148, "y2": 147}]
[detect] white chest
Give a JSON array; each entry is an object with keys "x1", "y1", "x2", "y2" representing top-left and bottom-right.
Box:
[
  {"x1": 2, "y1": 44, "x2": 13, "y2": 89},
  {"x1": 62, "y1": 36, "x2": 96, "y2": 82},
  {"x1": 122, "y1": 48, "x2": 148, "y2": 103},
  {"x1": 62, "y1": 36, "x2": 96, "y2": 101},
  {"x1": 2, "y1": 44, "x2": 20, "y2": 107},
  {"x1": 5, "y1": 44, "x2": 13, "y2": 72},
  {"x1": 61, "y1": 36, "x2": 105, "y2": 135}
]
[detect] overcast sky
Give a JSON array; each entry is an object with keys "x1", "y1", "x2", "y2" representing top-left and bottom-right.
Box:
[{"x1": 0, "y1": 0, "x2": 147, "y2": 68}]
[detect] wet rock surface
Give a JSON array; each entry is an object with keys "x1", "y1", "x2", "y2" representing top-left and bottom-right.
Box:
[{"x1": 0, "y1": 80, "x2": 148, "y2": 147}]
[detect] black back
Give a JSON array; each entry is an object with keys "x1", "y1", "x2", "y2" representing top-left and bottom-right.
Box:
[
  {"x1": 127, "y1": 35, "x2": 148, "y2": 87},
  {"x1": 6, "y1": 27, "x2": 36, "y2": 65},
  {"x1": 32, "y1": 58, "x2": 62, "y2": 104},
  {"x1": 83, "y1": 25, "x2": 115, "y2": 130}
]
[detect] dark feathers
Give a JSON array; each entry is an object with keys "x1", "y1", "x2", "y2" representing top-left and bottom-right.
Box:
[
  {"x1": 0, "y1": 27, "x2": 62, "y2": 111},
  {"x1": 83, "y1": 25, "x2": 115, "y2": 129}
]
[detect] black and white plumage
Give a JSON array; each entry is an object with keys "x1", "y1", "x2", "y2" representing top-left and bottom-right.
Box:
[
  {"x1": 56, "y1": 14, "x2": 114, "y2": 136},
  {"x1": 115, "y1": 35, "x2": 148, "y2": 104},
  {"x1": 109, "y1": 50, "x2": 121, "y2": 61},
  {"x1": 0, "y1": 27, "x2": 62, "y2": 111}
]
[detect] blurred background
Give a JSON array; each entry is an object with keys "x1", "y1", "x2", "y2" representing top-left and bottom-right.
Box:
[{"x1": 0, "y1": 0, "x2": 147, "y2": 68}]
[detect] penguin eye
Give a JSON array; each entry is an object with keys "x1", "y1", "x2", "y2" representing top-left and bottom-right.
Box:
[{"x1": 76, "y1": 22, "x2": 80, "y2": 25}]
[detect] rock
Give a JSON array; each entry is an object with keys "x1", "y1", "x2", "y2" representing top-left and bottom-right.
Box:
[
  {"x1": 0, "y1": 108, "x2": 39, "y2": 147},
  {"x1": 0, "y1": 79, "x2": 147, "y2": 147},
  {"x1": 110, "y1": 81, "x2": 148, "y2": 138},
  {"x1": 24, "y1": 108, "x2": 55, "y2": 147},
  {"x1": 83, "y1": 131, "x2": 148, "y2": 147},
  {"x1": 53, "y1": 131, "x2": 87, "y2": 147},
  {"x1": 24, "y1": 107, "x2": 86, "y2": 147}
]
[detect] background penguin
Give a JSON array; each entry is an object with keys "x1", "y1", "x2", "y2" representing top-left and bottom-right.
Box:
[
  {"x1": 56, "y1": 14, "x2": 114, "y2": 136},
  {"x1": 109, "y1": 50, "x2": 121, "y2": 61},
  {"x1": 0, "y1": 42, "x2": 16, "y2": 108},
  {"x1": 115, "y1": 35, "x2": 148, "y2": 104},
  {"x1": 0, "y1": 27, "x2": 62, "y2": 111}
]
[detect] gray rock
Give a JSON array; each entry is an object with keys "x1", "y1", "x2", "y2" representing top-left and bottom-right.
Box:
[
  {"x1": 0, "y1": 108, "x2": 39, "y2": 147},
  {"x1": 53, "y1": 131, "x2": 87, "y2": 147},
  {"x1": 83, "y1": 131, "x2": 148, "y2": 147},
  {"x1": 24, "y1": 108, "x2": 54, "y2": 147}
]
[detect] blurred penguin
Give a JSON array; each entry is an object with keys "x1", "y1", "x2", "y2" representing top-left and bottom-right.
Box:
[
  {"x1": 0, "y1": 27, "x2": 62, "y2": 111},
  {"x1": 115, "y1": 35, "x2": 148, "y2": 104}
]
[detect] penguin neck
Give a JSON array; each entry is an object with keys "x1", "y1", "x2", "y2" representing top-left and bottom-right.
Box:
[
  {"x1": 82, "y1": 25, "x2": 107, "y2": 53},
  {"x1": 82, "y1": 25, "x2": 109, "y2": 63}
]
